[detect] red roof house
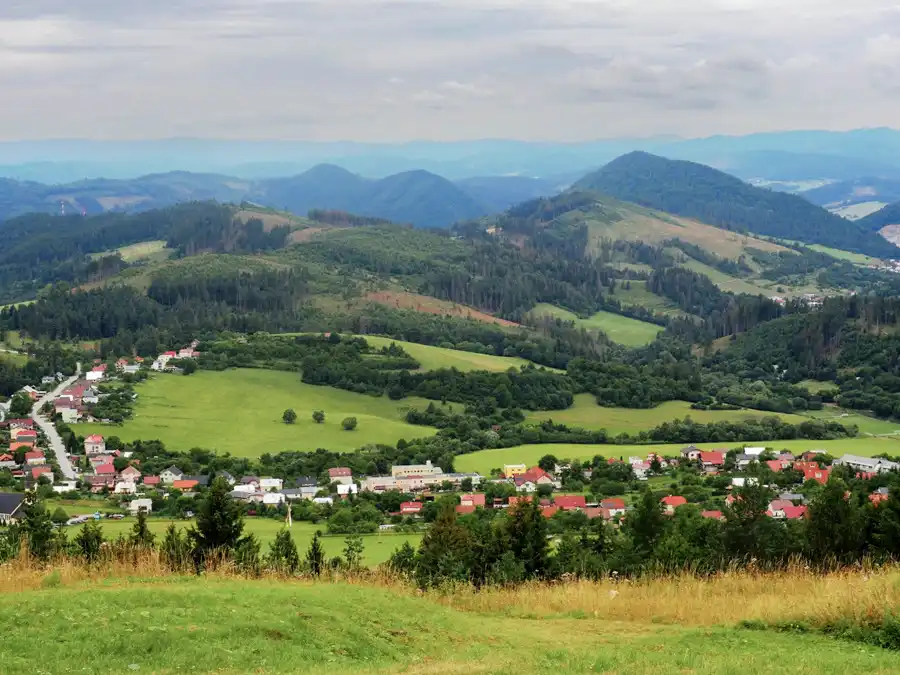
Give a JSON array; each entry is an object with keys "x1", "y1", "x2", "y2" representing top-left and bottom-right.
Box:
[
  {"x1": 31, "y1": 466, "x2": 52, "y2": 480},
  {"x1": 520, "y1": 466, "x2": 555, "y2": 485},
  {"x1": 12, "y1": 429, "x2": 37, "y2": 441},
  {"x1": 700, "y1": 451, "x2": 725, "y2": 467},
  {"x1": 507, "y1": 496, "x2": 532, "y2": 507},
  {"x1": 173, "y1": 479, "x2": 199, "y2": 491},
  {"x1": 95, "y1": 463, "x2": 116, "y2": 475},
  {"x1": 870, "y1": 492, "x2": 889, "y2": 505},
  {"x1": 400, "y1": 501, "x2": 423, "y2": 515},
  {"x1": 540, "y1": 505, "x2": 560, "y2": 518},
  {"x1": 783, "y1": 505, "x2": 808, "y2": 520},
  {"x1": 24, "y1": 450, "x2": 45, "y2": 464},
  {"x1": 143, "y1": 476, "x2": 161, "y2": 486},
  {"x1": 803, "y1": 468, "x2": 830, "y2": 485},
  {"x1": 455, "y1": 504, "x2": 477, "y2": 515},
  {"x1": 600, "y1": 498, "x2": 626, "y2": 510},
  {"x1": 328, "y1": 467, "x2": 352, "y2": 479},
  {"x1": 11, "y1": 441, "x2": 35, "y2": 453},
  {"x1": 661, "y1": 495, "x2": 687, "y2": 514},
  {"x1": 554, "y1": 495, "x2": 587, "y2": 511},
  {"x1": 766, "y1": 460, "x2": 788, "y2": 473},
  {"x1": 460, "y1": 493, "x2": 486, "y2": 508},
  {"x1": 701, "y1": 510, "x2": 724, "y2": 520}
]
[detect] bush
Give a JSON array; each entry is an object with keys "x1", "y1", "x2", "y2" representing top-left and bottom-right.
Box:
[{"x1": 341, "y1": 417, "x2": 358, "y2": 431}]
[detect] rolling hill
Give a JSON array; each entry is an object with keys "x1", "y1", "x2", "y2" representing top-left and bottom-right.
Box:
[
  {"x1": 575, "y1": 152, "x2": 900, "y2": 258},
  {"x1": 801, "y1": 178, "x2": 900, "y2": 209}
]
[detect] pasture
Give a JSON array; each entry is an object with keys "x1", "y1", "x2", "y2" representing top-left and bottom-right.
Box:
[
  {"x1": 528, "y1": 304, "x2": 662, "y2": 346},
  {"x1": 454, "y1": 437, "x2": 900, "y2": 475},
  {"x1": 612, "y1": 280, "x2": 688, "y2": 318},
  {"x1": 524, "y1": 395, "x2": 806, "y2": 433},
  {"x1": 74, "y1": 369, "x2": 437, "y2": 456},
  {"x1": 362, "y1": 335, "x2": 540, "y2": 372}
]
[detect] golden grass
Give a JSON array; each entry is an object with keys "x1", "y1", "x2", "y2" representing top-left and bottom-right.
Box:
[{"x1": 437, "y1": 564, "x2": 900, "y2": 628}]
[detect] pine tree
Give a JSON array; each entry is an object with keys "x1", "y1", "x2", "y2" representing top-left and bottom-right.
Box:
[
  {"x1": 161, "y1": 523, "x2": 190, "y2": 572},
  {"x1": 188, "y1": 477, "x2": 245, "y2": 566},
  {"x1": 75, "y1": 520, "x2": 105, "y2": 561},
  {"x1": 235, "y1": 533, "x2": 262, "y2": 577},
  {"x1": 130, "y1": 508, "x2": 156, "y2": 548},
  {"x1": 305, "y1": 530, "x2": 325, "y2": 577},
  {"x1": 807, "y1": 479, "x2": 862, "y2": 563},
  {"x1": 627, "y1": 489, "x2": 666, "y2": 555},
  {"x1": 505, "y1": 498, "x2": 549, "y2": 579},
  {"x1": 267, "y1": 528, "x2": 300, "y2": 574},
  {"x1": 20, "y1": 493, "x2": 54, "y2": 561},
  {"x1": 415, "y1": 502, "x2": 471, "y2": 588}
]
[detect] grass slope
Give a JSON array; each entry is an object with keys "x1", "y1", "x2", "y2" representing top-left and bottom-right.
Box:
[
  {"x1": 456, "y1": 437, "x2": 900, "y2": 474},
  {"x1": 528, "y1": 303, "x2": 662, "y2": 346},
  {"x1": 524, "y1": 394, "x2": 806, "y2": 433},
  {"x1": 361, "y1": 335, "x2": 543, "y2": 372},
  {"x1": 0, "y1": 577, "x2": 893, "y2": 674},
  {"x1": 612, "y1": 280, "x2": 688, "y2": 318},
  {"x1": 75, "y1": 370, "x2": 436, "y2": 456}
]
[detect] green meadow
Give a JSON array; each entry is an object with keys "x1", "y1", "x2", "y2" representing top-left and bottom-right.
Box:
[
  {"x1": 455, "y1": 437, "x2": 900, "y2": 475},
  {"x1": 528, "y1": 303, "x2": 662, "y2": 346},
  {"x1": 361, "y1": 335, "x2": 540, "y2": 372},
  {"x1": 75, "y1": 369, "x2": 437, "y2": 456},
  {"x1": 524, "y1": 394, "x2": 807, "y2": 433},
  {"x1": 0, "y1": 578, "x2": 891, "y2": 675}
]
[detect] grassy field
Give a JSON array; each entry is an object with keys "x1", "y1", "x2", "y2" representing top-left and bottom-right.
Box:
[
  {"x1": 612, "y1": 280, "x2": 688, "y2": 318},
  {"x1": 808, "y1": 243, "x2": 881, "y2": 265},
  {"x1": 75, "y1": 369, "x2": 438, "y2": 456},
  {"x1": 60, "y1": 517, "x2": 419, "y2": 566},
  {"x1": 798, "y1": 379, "x2": 837, "y2": 393},
  {"x1": 117, "y1": 240, "x2": 170, "y2": 262},
  {"x1": 528, "y1": 303, "x2": 662, "y2": 346},
  {"x1": 455, "y1": 437, "x2": 900, "y2": 474},
  {"x1": 524, "y1": 395, "x2": 806, "y2": 433},
  {"x1": 0, "y1": 571, "x2": 895, "y2": 674},
  {"x1": 804, "y1": 407, "x2": 900, "y2": 436},
  {"x1": 361, "y1": 335, "x2": 539, "y2": 372}
]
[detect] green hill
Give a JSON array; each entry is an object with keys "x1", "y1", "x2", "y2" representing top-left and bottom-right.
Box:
[{"x1": 576, "y1": 151, "x2": 900, "y2": 258}]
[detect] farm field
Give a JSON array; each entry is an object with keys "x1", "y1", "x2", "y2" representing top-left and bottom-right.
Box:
[
  {"x1": 455, "y1": 437, "x2": 900, "y2": 475},
  {"x1": 808, "y1": 242, "x2": 881, "y2": 265},
  {"x1": 361, "y1": 335, "x2": 539, "y2": 372},
  {"x1": 803, "y1": 407, "x2": 900, "y2": 436},
  {"x1": 528, "y1": 303, "x2": 662, "y2": 346},
  {"x1": 0, "y1": 574, "x2": 892, "y2": 675},
  {"x1": 75, "y1": 369, "x2": 438, "y2": 456},
  {"x1": 524, "y1": 395, "x2": 806, "y2": 433},
  {"x1": 115, "y1": 240, "x2": 170, "y2": 262},
  {"x1": 61, "y1": 517, "x2": 420, "y2": 566}
]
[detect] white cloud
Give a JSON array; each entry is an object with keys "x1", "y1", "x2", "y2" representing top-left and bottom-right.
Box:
[{"x1": 0, "y1": 0, "x2": 898, "y2": 140}]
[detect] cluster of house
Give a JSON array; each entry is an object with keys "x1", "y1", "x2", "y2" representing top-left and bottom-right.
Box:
[
  {"x1": 150, "y1": 342, "x2": 200, "y2": 371},
  {"x1": 54, "y1": 380, "x2": 103, "y2": 423},
  {"x1": 0, "y1": 418, "x2": 56, "y2": 486},
  {"x1": 768, "y1": 294, "x2": 825, "y2": 309},
  {"x1": 869, "y1": 259, "x2": 900, "y2": 275},
  {"x1": 361, "y1": 460, "x2": 481, "y2": 493}
]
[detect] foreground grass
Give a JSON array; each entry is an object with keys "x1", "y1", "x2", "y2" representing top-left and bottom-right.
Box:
[
  {"x1": 75, "y1": 369, "x2": 437, "y2": 455},
  {"x1": 524, "y1": 394, "x2": 806, "y2": 433},
  {"x1": 455, "y1": 437, "x2": 900, "y2": 474},
  {"x1": 0, "y1": 571, "x2": 896, "y2": 674},
  {"x1": 529, "y1": 303, "x2": 662, "y2": 346}
]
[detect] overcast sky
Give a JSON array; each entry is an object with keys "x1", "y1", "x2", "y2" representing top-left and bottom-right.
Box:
[{"x1": 1, "y1": 0, "x2": 899, "y2": 141}]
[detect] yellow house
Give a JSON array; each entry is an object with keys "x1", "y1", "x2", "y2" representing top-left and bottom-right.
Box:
[{"x1": 503, "y1": 464, "x2": 527, "y2": 477}]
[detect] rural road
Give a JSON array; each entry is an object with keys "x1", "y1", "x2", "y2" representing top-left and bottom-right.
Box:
[{"x1": 30, "y1": 363, "x2": 82, "y2": 480}]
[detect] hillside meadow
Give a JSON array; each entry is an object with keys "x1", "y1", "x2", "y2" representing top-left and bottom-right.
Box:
[
  {"x1": 524, "y1": 394, "x2": 808, "y2": 433},
  {"x1": 75, "y1": 369, "x2": 438, "y2": 456},
  {"x1": 360, "y1": 335, "x2": 541, "y2": 372},
  {"x1": 527, "y1": 303, "x2": 662, "y2": 346},
  {"x1": 455, "y1": 437, "x2": 900, "y2": 475},
  {"x1": 0, "y1": 570, "x2": 896, "y2": 674}
]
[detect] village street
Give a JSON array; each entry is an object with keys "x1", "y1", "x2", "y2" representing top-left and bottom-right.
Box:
[{"x1": 30, "y1": 364, "x2": 81, "y2": 480}]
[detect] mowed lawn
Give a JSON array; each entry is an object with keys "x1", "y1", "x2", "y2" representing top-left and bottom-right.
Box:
[
  {"x1": 67, "y1": 518, "x2": 420, "y2": 566},
  {"x1": 455, "y1": 437, "x2": 900, "y2": 475},
  {"x1": 528, "y1": 304, "x2": 662, "y2": 346},
  {"x1": 524, "y1": 395, "x2": 807, "y2": 433},
  {"x1": 75, "y1": 369, "x2": 438, "y2": 456},
  {"x1": 362, "y1": 335, "x2": 540, "y2": 372}
]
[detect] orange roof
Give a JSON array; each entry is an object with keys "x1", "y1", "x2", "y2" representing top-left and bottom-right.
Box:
[
  {"x1": 455, "y1": 504, "x2": 477, "y2": 515},
  {"x1": 460, "y1": 493, "x2": 486, "y2": 507},
  {"x1": 661, "y1": 496, "x2": 687, "y2": 508},
  {"x1": 600, "y1": 498, "x2": 626, "y2": 510},
  {"x1": 554, "y1": 495, "x2": 587, "y2": 510},
  {"x1": 11, "y1": 442, "x2": 35, "y2": 452},
  {"x1": 173, "y1": 479, "x2": 199, "y2": 490},
  {"x1": 701, "y1": 510, "x2": 724, "y2": 520},
  {"x1": 540, "y1": 506, "x2": 559, "y2": 518}
]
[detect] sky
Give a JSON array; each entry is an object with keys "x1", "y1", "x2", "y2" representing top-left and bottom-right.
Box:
[{"x1": 1, "y1": 0, "x2": 899, "y2": 141}]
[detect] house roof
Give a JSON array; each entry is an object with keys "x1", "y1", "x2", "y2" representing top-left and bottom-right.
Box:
[
  {"x1": 120, "y1": 466, "x2": 141, "y2": 476},
  {"x1": 0, "y1": 492, "x2": 25, "y2": 517},
  {"x1": 661, "y1": 496, "x2": 687, "y2": 508},
  {"x1": 803, "y1": 468, "x2": 830, "y2": 484},
  {"x1": 173, "y1": 479, "x2": 199, "y2": 489},
  {"x1": 783, "y1": 505, "x2": 808, "y2": 520},
  {"x1": 600, "y1": 498, "x2": 626, "y2": 510},
  {"x1": 85, "y1": 435, "x2": 104, "y2": 443},
  {"x1": 162, "y1": 465, "x2": 184, "y2": 476},
  {"x1": 701, "y1": 510, "x2": 724, "y2": 520},
  {"x1": 766, "y1": 460, "x2": 786, "y2": 473},
  {"x1": 455, "y1": 504, "x2": 477, "y2": 515},
  {"x1": 24, "y1": 450, "x2": 44, "y2": 460},
  {"x1": 295, "y1": 476, "x2": 318, "y2": 487},
  {"x1": 328, "y1": 467, "x2": 352, "y2": 477},
  {"x1": 182, "y1": 475, "x2": 209, "y2": 486},
  {"x1": 460, "y1": 493, "x2": 486, "y2": 507},
  {"x1": 700, "y1": 451, "x2": 725, "y2": 465},
  {"x1": 95, "y1": 464, "x2": 116, "y2": 475},
  {"x1": 400, "y1": 501, "x2": 422, "y2": 512},
  {"x1": 554, "y1": 495, "x2": 587, "y2": 510},
  {"x1": 31, "y1": 466, "x2": 52, "y2": 477},
  {"x1": 540, "y1": 505, "x2": 559, "y2": 518},
  {"x1": 143, "y1": 476, "x2": 161, "y2": 485},
  {"x1": 768, "y1": 499, "x2": 794, "y2": 512}
]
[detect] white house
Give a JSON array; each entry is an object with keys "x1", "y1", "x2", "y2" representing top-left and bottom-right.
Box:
[
  {"x1": 732, "y1": 477, "x2": 759, "y2": 488},
  {"x1": 114, "y1": 481, "x2": 137, "y2": 495},
  {"x1": 833, "y1": 455, "x2": 900, "y2": 474},
  {"x1": 313, "y1": 497, "x2": 334, "y2": 505},
  {"x1": 743, "y1": 447, "x2": 767, "y2": 456},
  {"x1": 160, "y1": 466, "x2": 184, "y2": 484},
  {"x1": 86, "y1": 365, "x2": 107, "y2": 382},
  {"x1": 259, "y1": 477, "x2": 283, "y2": 492},
  {"x1": 52, "y1": 480, "x2": 79, "y2": 494},
  {"x1": 84, "y1": 435, "x2": 106, "y2": 455},
  {"x1": 128, "y1": 498, "x2": 153, "y2": 515},
  {"x1": 262, "y1": 493, "x2": 285, "y2": 506},
  {"x1": 337, "y1": 483, "x2": 358, "y2": 497}
]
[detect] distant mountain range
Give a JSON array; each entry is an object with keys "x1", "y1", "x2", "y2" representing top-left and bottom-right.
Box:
[
  {"x1": 0, "y1": 166, "x2": 563, "y2": 228},
  {"x1": 575, "y1": 151, "x2": 899, "y2": 258},
  {"x1": 5, "y1": 128, "x2": 900, "y2": 184},
  {"x1": 801, "y1": 178, "x2": 900, "y2": 209}
]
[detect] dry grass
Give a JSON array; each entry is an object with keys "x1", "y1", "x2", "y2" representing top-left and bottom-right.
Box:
[
  {"x1": 437, "y1": 564, "x2": 900, "y2": 628},
  {"x1": 365, "y1": 290, "x2": 520, "y2": 327}
]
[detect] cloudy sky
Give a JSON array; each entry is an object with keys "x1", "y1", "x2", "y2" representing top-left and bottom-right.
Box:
[{"x1": 1, "y1": 0, "x2": 899, "y2": 141}]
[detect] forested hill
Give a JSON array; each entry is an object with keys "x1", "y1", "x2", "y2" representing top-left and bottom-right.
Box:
[
  {"x1": 575, "y1": 151, "x2": 900, "y2": 258},
  {"x1": 255, "y1": 165, "x2": 487, "y2": 227},
  {"x1": 857, "y1": 203, "x2": 900, "y2": 232}
]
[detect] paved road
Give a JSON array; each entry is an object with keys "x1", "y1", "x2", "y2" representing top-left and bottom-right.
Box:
[{"x1": 31, "y1": 363, "x2": 81, "y2": 480}]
